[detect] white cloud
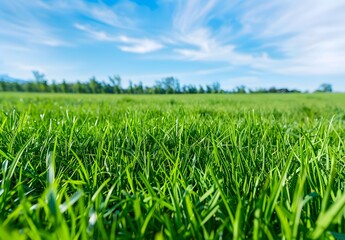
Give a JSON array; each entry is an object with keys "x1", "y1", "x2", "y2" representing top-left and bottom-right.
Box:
[
  {"x1": 234, "y1": 0, "x2": 345, "y2": 75},
  {"x1": 170, "y1": 0, "x2": 345, "y2": 75},
  {"x1": 1, "y1": 0, "x2": 345, "y2": 81},
  {"x1": 174, "y1": 29, "x2": 255, "y2": 63},
  {"x1": 0, "y1": 0, "x2": 138, "y2": 50},
  {"x1": 75, "y1": 24, "x2": 163, "y2": 54},
  {"x1": 0, "y1": 0, "x2": 69, "y2": 47},
  {"x1": 42, "y1": 0, "x2": 136, "y2": 29},
  {"x1": 74, "y1": 23, "x2": 119, "y2": 41},
  {"x1": 170, "y1": 0, "x2": 271, "y2": 70},
  {"x1": 173, "y1": 0, "x2": 218, "y2": 32},
  {"x1": 117, "y1": 36, "x2": 163, "y2": 54}
]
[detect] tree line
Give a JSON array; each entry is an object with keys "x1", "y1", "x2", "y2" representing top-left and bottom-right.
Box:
[{"x1": 0, "y1": 71, "x2": 332, "y2": 94}]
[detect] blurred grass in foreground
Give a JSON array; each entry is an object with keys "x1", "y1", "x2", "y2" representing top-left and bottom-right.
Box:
[{"x1": 0, "y1": 93, "x2": 344, "y2": 239}]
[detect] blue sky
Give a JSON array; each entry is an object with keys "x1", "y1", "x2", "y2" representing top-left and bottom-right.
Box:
[{"x1": 1, "y1": 0, "x2": 345, "y2": 91}]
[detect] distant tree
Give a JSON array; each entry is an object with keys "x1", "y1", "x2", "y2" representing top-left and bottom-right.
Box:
[
  {"x1": 33, "y1": 71, "x2": 48, "y2": 92},
  {"x1": 153, "y1": 80, "x2": 164, "y2": 94},
  {"x1": 61, "y1": 80, "x2": 68, "y2": 93},
  {"x1": 145, "y1": 86, "x2": 154, "y2": 94},
  {"x1": 12, "y1": 82, "x2": 22, "y2": 92},
  {"x1": 51, "y1": 80, "x2": 58, "y2": 93},
  {"x1": 0, "y1": 73, "x2": 307, "y2": 94},
  {"x1": 109, "y1": 75, "x2": 122, "y2": 94},
  {"x1": 128, "y1": 80, "x2": 134, "y2": 94},
  {"x1": 206, "y1": 85, "x2": 213, "y2": 93},
  {"x1": 0, "y1": 81, "x2": 6, "y2": 91},
  {"x1": 316, "y1": 83, "x2": 332, "y2": 93},
  {"x1": 277, "y1": 88, "x2": 289, "y2": 93},
  {"x1": 268, "y1": 87, "x2": 277, "y2": 93},
  {"x1": 212, "y1": 82, "x2": 221, "y2": 93},
  {"x1": 134, "y1": 81, "x2": 144, "y2": 94},
  {"x1": 161, "y1": 77, "x2": 180, "y2": 94},
  {"x1": 198, "y1": 85, "x2": 205, "y2": 94},
  {"x1": 73, "y1": 81, "x2": 83, "y2": 93},
  {"x1": 100, "y1": 81, "x2": 111, "y2": 93},
  {"x1": 89, "y1": 77, "x2": 101, "y2": 93},
  {"x1": 234, "y1": 85, "x2": 246, "y2": 94},
  {"x1": 185, "y1": 84, "x2": 198, "y2": 93},
  {"x1": 32, "y1": 71, "x2": 45, "y2": 82}
]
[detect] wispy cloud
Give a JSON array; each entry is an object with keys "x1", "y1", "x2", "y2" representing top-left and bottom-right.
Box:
[
  {"x1": 74, "y1": 23, "x2": 118, "y2": 42},
  {"x1": 75, "y1": 23, "x2": 163, "y2": 53},
  {"x1": 0, "y1": 0, "x2": 72, "y2": 47},
  {"x1": 43, "y1": 0, "x2": 136, "y2": 29},
  {"x1": 0, "y1": 0, "x2": 138, "y2": 50},
  {"x1": 170, "y1": 0, "x2": 270, "y2": 69},
  {"x1": 237, "y1": 0, "x2": 345, "y2": 75},
  {"x1": 169, "y1": 0, "x2": 345, "y2": 75},
  {"x1": 173, "y1": 28, "x2": 268, "y2": 67},
  {"x1": 1, "y1": 0, "x2": 345, "y2": 88},
  {"x1": 117, "y1": 36, "x2": 163, "y2": 54},
  {"x1": 173, "y1": 0, "x2": 218, "y2": 32}
]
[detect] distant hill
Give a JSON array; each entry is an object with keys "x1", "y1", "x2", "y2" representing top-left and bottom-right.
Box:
[{"x1": 0, "y1": 74, "x2": 27, "y2": 83}]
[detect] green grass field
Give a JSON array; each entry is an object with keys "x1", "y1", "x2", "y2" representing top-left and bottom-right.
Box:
[{"x1": 0, "y1": 93, "x2": 345, "y2": 239}]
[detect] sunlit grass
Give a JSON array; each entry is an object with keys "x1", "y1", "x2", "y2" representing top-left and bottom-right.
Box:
[{"x1": 0, "y1": 93, "x2": 345, "y2": 239}]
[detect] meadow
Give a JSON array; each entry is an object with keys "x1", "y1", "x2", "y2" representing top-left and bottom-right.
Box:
[{"x1": 0, "y1": 92, "x2": 345, "y2": 239}]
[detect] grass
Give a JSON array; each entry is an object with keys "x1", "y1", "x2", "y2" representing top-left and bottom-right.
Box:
[{"x1": 0, "y1": 92, "x2": 345, "y2": 239}]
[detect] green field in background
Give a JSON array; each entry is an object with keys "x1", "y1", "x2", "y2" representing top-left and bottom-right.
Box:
[{"x1": 0, "y1": 93, "x2": 344, "y2": 239}]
